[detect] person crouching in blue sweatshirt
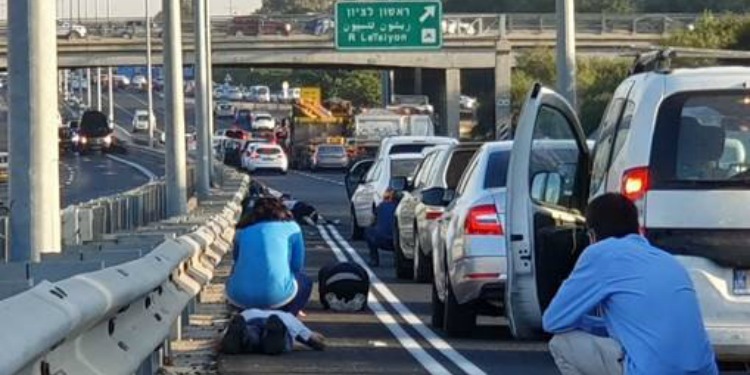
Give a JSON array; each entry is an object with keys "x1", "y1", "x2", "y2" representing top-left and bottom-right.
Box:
[
  {"x1": 543, "y1": 193, "x2": 717, "y2": 375},
  {"x1": 365, "y1": 188, "x2": 397, "y2": 267},
  {"x1": 226, "y1": 197, "x2": 312, "y2": 316}
]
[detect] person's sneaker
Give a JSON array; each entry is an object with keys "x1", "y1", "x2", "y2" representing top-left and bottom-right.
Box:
[
  {"x1": 304, "y1": 332, "x2": 327, "y2": 351},
  {"x1": 219, "y1": 314, "x2": 248, "y2": 355},
  {"x1": 261, "y1": 314, "x2": 288, "y2": 355}
]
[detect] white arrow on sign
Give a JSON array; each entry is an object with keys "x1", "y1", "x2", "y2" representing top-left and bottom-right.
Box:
[{"x1": 419, "y1": 5, "x2": 436, "y2": 24}]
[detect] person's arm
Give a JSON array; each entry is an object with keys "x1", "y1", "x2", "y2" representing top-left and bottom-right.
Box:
[
  {"x1": 542, "y1": 247, "x2": 611, "y2": 334},
  {"x1": 289, "y1": 223, "x2": 305, "y2": 275}
]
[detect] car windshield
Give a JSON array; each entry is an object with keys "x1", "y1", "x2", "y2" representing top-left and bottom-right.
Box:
[
  {"x1": 137, "y1": 114, "x2": 148, "y2": 121},
  {"x1": 390, "y1": 158, "x2": 421, "y2": 178},
  {"x1": 651, "y1": 92, "x2": 750, "y2": 186},
  {"x1": 79, "y1": 111, "x2": 111, "y2": 137},
  {"x1": 445, "y1": 149, "x2": 477, "y2": 189},
  {"x1": 484, "y1": 150, "x2": 511, "y2": 188},
  {"x1": 389, "y1": 143, "x2": 435, "y2": 155},
  {"x1": 318, "y1": 146, "x2": 345, "y2": 156},
  {"x1": 256, "y1": 115, "x2": 272, "y2": 121}
]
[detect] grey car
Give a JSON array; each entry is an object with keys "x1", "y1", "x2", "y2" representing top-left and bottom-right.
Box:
[
  {"x1": 393, "y1": 143, "x2": 480, "y2": 282},
  {"x1": 311, "y1": 144, "x2": 349, "y2": 170},
  {"x1": 431, "y1": 141, "x2": 512, "y2": 337}
]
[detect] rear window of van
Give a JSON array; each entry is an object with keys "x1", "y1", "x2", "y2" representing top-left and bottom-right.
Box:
[{"x1": 651, "y1": 91, "x2": 750, "y2": 188}]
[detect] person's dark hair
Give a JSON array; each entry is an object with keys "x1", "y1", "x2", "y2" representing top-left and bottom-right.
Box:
[
  {"x1": 585, "y1": 193, "x2": 639, "y2": 241},
  {"x1": 236, "y1": 197, "x2": 291, "y2": 229}
]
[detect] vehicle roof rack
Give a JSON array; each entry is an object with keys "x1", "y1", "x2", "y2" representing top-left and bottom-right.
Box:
[{"x1": 630, "y1": 48, "x2": 676, "y2": 75}]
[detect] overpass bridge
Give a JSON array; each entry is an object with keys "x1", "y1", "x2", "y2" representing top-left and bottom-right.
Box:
[
  {"x1": 3, "y1": 13, "x2": 692, "y2": 138},
  {"x1": 0, "y1": 13, "x2": 697, "y2": 69}
]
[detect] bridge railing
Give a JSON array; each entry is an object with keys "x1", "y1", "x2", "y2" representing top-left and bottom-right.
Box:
[
  {"x1": 0, "y1": 171, "x2": 248, "y2": 375},
  {"x1": 48, "y1": 12, "x2": 707, "y2": 41}
]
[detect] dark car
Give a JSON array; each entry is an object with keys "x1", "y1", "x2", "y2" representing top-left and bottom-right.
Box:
[
  {"x1": 73, "y1": 111, "x2": 116, "y2": 154},
  {"x1": 228, "y1": 16, "x2": 291, "y2": 37}
]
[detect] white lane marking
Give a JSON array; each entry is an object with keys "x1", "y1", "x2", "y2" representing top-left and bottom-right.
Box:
[
  {"x1": 317, "y1": 225, "x2": 451, "y2": 375},
  {"x1": 327, "y1": 225, "x2": 488, "y2": 375},
  {"x1": 105, "y1": 154, "x2": 158, "y2": 182},
  {"x1": 292, "y1": 170, "x2": 345, "y2": 186},
  {"x1": 62, "y1": 163, "x2": 76, "y2": 186}
]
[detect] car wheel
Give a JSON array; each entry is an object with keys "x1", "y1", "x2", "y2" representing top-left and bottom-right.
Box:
[
  {"x1": 431, "y1": 278, "x2": 445, "y2": 329},
  {"x1": 280, "y1": 169, "x2": 288, "y2": 175},
  {"x1": 350, "y1": 206, "x2": 364, "y2": 241},
  {"x1": 413, "y1": 235, "x2": 431, "y2": 283},
  {"x1": 443, "y1": 272, "x2": 477, "y2": 337}
]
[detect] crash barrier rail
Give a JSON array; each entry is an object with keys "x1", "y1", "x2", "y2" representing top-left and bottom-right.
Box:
[
  {"x1": 60, "y1": 163, "x2": 196, "y2": 247},
  {"x1": 0, "y1": 170, "x2": 249, "y2": 375},
  {"x1": 45, "y1": 12, "x2": 706, "y2": 40}
]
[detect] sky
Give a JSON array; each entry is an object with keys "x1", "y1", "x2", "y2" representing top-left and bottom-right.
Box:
[{"x1": 0, "y1": 0, "x2": 263, "y2": 19}]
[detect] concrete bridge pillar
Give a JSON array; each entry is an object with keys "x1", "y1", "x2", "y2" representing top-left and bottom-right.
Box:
[
  {"x1": 421, "y1": 68, "x2": 444, "y2": 135},
  {"x1": 495, "y1": 40, "x2": 513, "y2": 140},
  {"x1": 443, "y1": 69, "x2": 461, "y2": 139},
  {"x1": 392, "y1": 68, "x2": 424, "y2": 96}
]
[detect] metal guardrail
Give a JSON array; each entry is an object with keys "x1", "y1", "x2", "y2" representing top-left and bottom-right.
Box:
[
  {"x1": 44, "y1": 12, "x2": 706, "y2": 40},
  {"x1": 0, "y1": 171, "x2": 249, "y2": 375}
]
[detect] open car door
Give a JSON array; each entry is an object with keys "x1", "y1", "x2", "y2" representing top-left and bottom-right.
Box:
[
  {"x1": 345, "y1": 159, "x2": 374, "y2": 199},
  {"x1": 505, "y1": 84, "x2": 591, "y2": 339}
]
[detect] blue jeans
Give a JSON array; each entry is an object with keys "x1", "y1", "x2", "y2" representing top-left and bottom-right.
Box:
[{"x1": 280, "y1": 273, "x2": 312, "y2": 316}]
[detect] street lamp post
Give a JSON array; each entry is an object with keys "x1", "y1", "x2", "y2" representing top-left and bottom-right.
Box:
[
  {"x1": 556, "y1": 0, "x2": 577, "y2": 108},
  {"x1": 146, "y1": 0, "x2": 155, "y2": 147}
]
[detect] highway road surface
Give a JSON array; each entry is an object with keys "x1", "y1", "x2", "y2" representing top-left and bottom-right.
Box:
[{"x1": 219, "y1": 170, "x2": 559, "y2": 375}]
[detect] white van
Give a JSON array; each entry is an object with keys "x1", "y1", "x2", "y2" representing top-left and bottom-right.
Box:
[{"x1": 504, "y1": 60, "x2": 750, "y2": 359}]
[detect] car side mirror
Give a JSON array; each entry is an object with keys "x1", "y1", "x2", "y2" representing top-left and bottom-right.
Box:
[
  {"x1": 531, "y1": 171, "x2": 563, "y2": 204},
  {"x1": 389, "y1": 176, "x2": 408, "y2": 192},
  {"x1": 421, "y1": 187, "x2": 446, "y2": 206}
]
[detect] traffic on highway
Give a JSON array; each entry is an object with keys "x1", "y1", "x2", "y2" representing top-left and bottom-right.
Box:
[
  {"x1": 1, "y1": 1, "x2": 750, "y2": 374},
  {"x1": 197, "y1": 49, "x2": 750, "y2": 374}
]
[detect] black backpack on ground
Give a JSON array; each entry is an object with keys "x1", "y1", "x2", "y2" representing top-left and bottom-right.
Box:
[{"x1": 318, "y1": 262, "x2": 370, "y2": 312}]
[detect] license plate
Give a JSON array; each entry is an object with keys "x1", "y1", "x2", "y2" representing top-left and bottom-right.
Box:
[
  {"x1": 262, "y1": 157, "x2": 273, "y2": 161},
  {"x1": 733, "y1": 270, "x2": 750, "y2": 295}
]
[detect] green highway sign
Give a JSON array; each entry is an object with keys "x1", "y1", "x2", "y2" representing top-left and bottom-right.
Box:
[{"x1": 335, "y1": 0, "x2": 443, "y2": 51}]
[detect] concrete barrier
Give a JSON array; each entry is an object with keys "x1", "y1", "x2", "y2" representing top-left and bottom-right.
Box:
[{"x1": 0, "y1": 170, "x2": 250, "y2": 375}]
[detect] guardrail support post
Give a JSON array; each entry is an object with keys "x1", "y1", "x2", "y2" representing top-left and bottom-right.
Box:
[
  {"x1": 556, "y1": 0, "x2": 577, "y2": 109},
  {"x1": 8, "y1": 0, "x2": 62, "y2": 261},
  {"x1": 195, "y1": 0, "x2": 211, "y2": 199},
  {"x1": 164, "y1": 0, "x2": 189, "y2": 217}
]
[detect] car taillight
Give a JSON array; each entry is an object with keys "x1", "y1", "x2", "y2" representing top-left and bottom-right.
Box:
[
  {"x1": 425, "y1": 209, "x2": 442, "y2": 221},
  {"x1": 621, "y1": 167, "x2": 649, "y2": 202},
  {"x1": 464, "y1": 204, "x2": 503, "y2": 235}
]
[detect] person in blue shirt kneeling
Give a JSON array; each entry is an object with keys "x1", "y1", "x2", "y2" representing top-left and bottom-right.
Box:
[
  {"x1": 226, "y1": 197, "x2": 312, "y2": 316},
  {"x1": 543, "y1": 193, "x2": 717, "y2": 375},
  {"x1": 365, "y1": 188, "x2": 397, "y2": 267}
]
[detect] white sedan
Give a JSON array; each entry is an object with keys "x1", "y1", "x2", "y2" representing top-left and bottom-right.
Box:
[
  {"x1": 252, "y1": 112, "x2": 276, "y2": 130},
  {"x1": 349, "y1": 152, "x2": 423, "y2": 239},
  {"x1": 242, "y1": 144, "x2": 288, "y2": 174}
]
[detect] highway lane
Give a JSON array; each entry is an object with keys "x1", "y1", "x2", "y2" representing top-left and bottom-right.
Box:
[{"x1": 222, "y1": 170, "x2": 559, "y2": 374}]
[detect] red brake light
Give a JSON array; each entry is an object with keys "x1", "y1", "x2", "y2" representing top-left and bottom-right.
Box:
[
  {"x1": 464, "y1": 204, "x2": 503, "y2": 235},
  {"x1": 621, "y1": 167, "x2": 650, "y2": 202}
]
